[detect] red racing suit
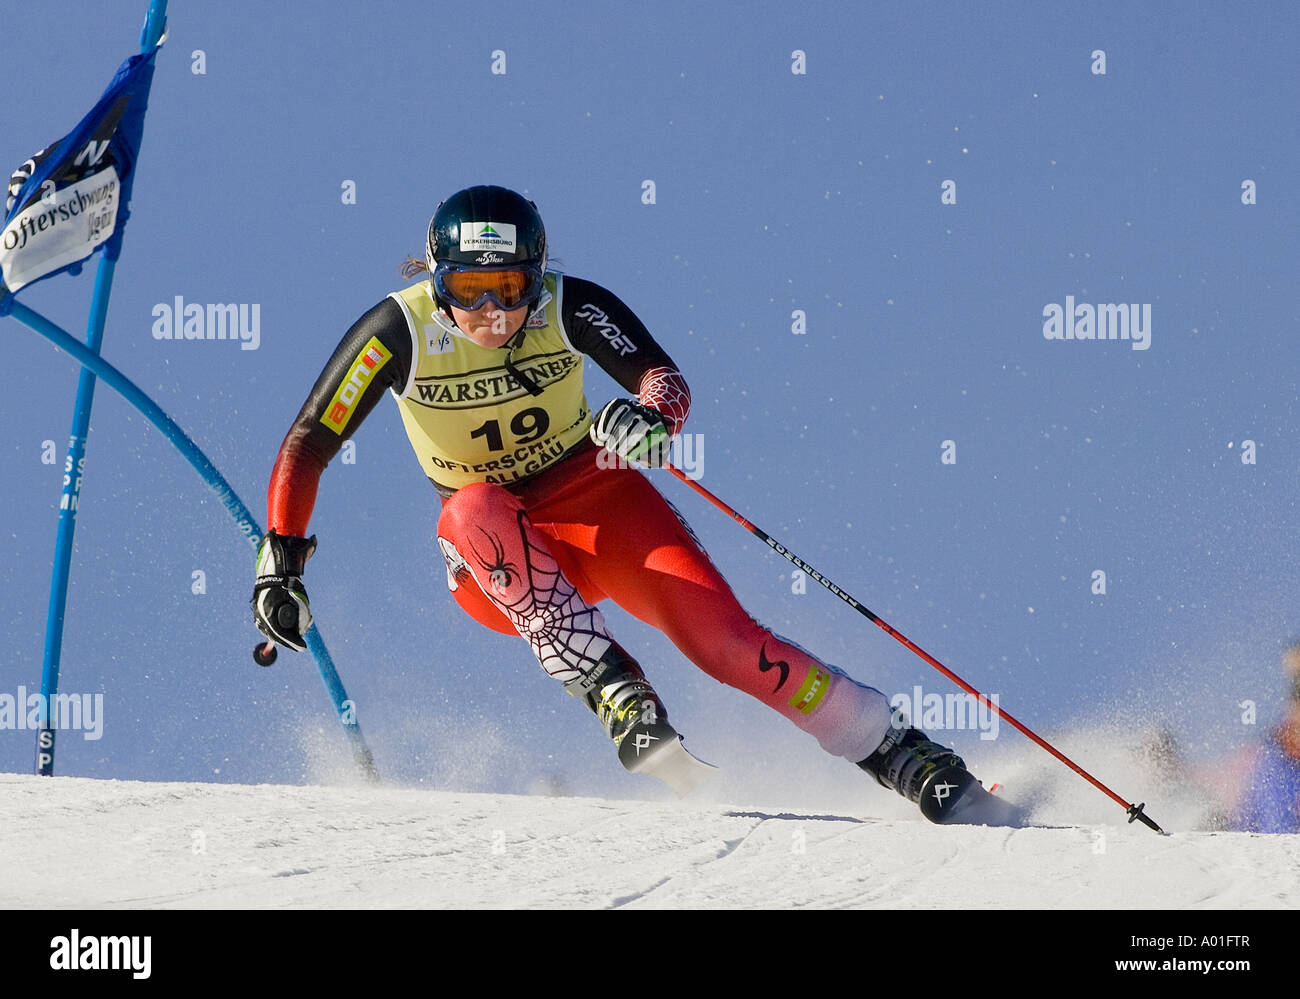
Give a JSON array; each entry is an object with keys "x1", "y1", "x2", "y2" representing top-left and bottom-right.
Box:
[{"x1": 267, "y1": 272, "x2": 890, "y2": 764}]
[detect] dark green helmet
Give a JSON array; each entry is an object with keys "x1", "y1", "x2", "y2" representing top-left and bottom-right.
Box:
[{"x1": 426, "y1": 184, "x2": 547, "y2": 275}]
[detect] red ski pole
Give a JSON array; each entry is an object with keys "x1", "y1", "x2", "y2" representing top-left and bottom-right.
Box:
[{"x1": 663, "y1": 463, "x2": 1164, "y2": 834}]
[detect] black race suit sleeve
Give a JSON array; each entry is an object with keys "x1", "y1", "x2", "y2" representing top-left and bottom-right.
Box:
[{"x1": 267, "y1": 297, "x2": 413, "y2": 536}]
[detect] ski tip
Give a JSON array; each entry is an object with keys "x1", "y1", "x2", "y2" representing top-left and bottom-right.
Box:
[{"x1": 630, "y1": 735, "x2": 717, "y2": 797}]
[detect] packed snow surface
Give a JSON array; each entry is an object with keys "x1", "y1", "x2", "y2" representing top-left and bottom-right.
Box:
[{"x1": 2, "y1": 773, "x2": 1296, "y2": 909}]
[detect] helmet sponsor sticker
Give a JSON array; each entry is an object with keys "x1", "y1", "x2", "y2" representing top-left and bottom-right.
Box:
[
  {"x1": 320, "y1": 336, "x2": 392, "y2": 434},
  {"x1": 460, "y1": 221, "x2": 517, "y2": 253}
]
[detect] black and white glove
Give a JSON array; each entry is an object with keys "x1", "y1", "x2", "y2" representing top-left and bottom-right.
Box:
[
  {"x1": 589, "y1": 398, "x2": 672, "y2": 468},
  {"x1": 252, "y1": 530, "x2": 317, "y2": 653}
]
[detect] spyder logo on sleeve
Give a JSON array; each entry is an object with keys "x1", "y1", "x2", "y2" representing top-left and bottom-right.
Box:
[{"x1": 574, "y1": 303, "x2": 637, "y2": 356}]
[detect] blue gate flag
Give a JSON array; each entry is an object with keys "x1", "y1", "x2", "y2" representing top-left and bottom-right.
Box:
[{"x1": 0, "y1": 38, "x2": 163, "y2": 305}]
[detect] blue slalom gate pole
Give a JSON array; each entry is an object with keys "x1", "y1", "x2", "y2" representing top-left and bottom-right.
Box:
[
  {"x1": 36, "y1": 240, "x2": 120, "y2": 774},
  {"x1": 9, "y1": 300, "x2": 379, "y2": 780},
  {"x1": 6, "y1": 0, "x2": 375, "y2": 782},
  {"x1": 31, "y1": 0, "x2": 170, "y2": 777}
]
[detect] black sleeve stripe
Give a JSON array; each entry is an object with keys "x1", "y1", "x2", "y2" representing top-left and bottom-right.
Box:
[
  {"x1": 387, "y1": 290, "x2": 422, "y2": 399},
  {"x1": 553, "y1": 272, "x2": 580, "y2": 355}
]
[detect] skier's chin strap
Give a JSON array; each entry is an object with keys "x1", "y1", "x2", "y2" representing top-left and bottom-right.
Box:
[{"x1": 502, "y1": 326, "x2": 543, "y2": 396}]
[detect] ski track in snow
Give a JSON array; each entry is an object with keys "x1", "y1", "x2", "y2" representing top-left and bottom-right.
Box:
[{"x1": 3, "y1": 774, "x2": 1298, "y2": 909}]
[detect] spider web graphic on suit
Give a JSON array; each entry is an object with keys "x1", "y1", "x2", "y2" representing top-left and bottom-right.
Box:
[{"x1": 467, "y1": 509, "x2": 611, "y2": 683}]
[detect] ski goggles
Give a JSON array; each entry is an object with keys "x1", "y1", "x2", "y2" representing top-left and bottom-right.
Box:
[{"x1": 433, "y1": 264, "x2": 543, "y2": 311}]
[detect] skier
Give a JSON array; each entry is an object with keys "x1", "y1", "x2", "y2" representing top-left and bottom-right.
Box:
[
  {"x1": 1228, "y1": 643, "x2": 1300, "y2": 833},
  {"x1": 251, "y1": 184, "x2": 993, "y2": 821}
]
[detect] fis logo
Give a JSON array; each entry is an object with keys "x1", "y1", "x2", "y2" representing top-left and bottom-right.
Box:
[
  {"x1": 425, "y1": 325, "x2": 454, "y2": 354},
  {"x1": 321, "y1": 337, "x2": 391, "y2": 434}
]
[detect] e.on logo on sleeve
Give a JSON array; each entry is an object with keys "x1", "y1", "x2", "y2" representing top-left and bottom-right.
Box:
[{"x1": 321, "y1": 337, "x2": 392, "y2": 434}]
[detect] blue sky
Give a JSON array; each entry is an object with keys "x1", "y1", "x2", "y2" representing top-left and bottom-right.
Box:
[{"x1": 2, "y1": 2, "x2": 1296, "y2": 809}]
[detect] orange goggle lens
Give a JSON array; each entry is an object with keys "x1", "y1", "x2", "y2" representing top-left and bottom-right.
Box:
[{"x1": 439, "y1": 268, "x2": 537, "y2": 309}]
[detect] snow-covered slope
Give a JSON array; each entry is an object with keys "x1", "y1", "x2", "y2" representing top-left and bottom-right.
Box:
[{"x1": 3, "y1": 773, "x2": 1296, "y2": 909}]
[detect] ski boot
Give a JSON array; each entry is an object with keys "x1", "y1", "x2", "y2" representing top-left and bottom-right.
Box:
[
  {"x1": 565, "y1": 642, "x2": 715, "y2": 795},
  {"x1": 858, "y1": 725, "x2": 998, "y2": 824}
]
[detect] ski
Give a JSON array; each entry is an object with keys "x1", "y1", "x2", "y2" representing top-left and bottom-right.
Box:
[{"x1": 620, "y1": 732, "x2": 717, "y2": 797}]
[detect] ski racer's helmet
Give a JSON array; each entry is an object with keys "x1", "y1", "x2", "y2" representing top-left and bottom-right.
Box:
[{"x1": 426, "y1": 185, "x2": 548, "y2": 313}]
